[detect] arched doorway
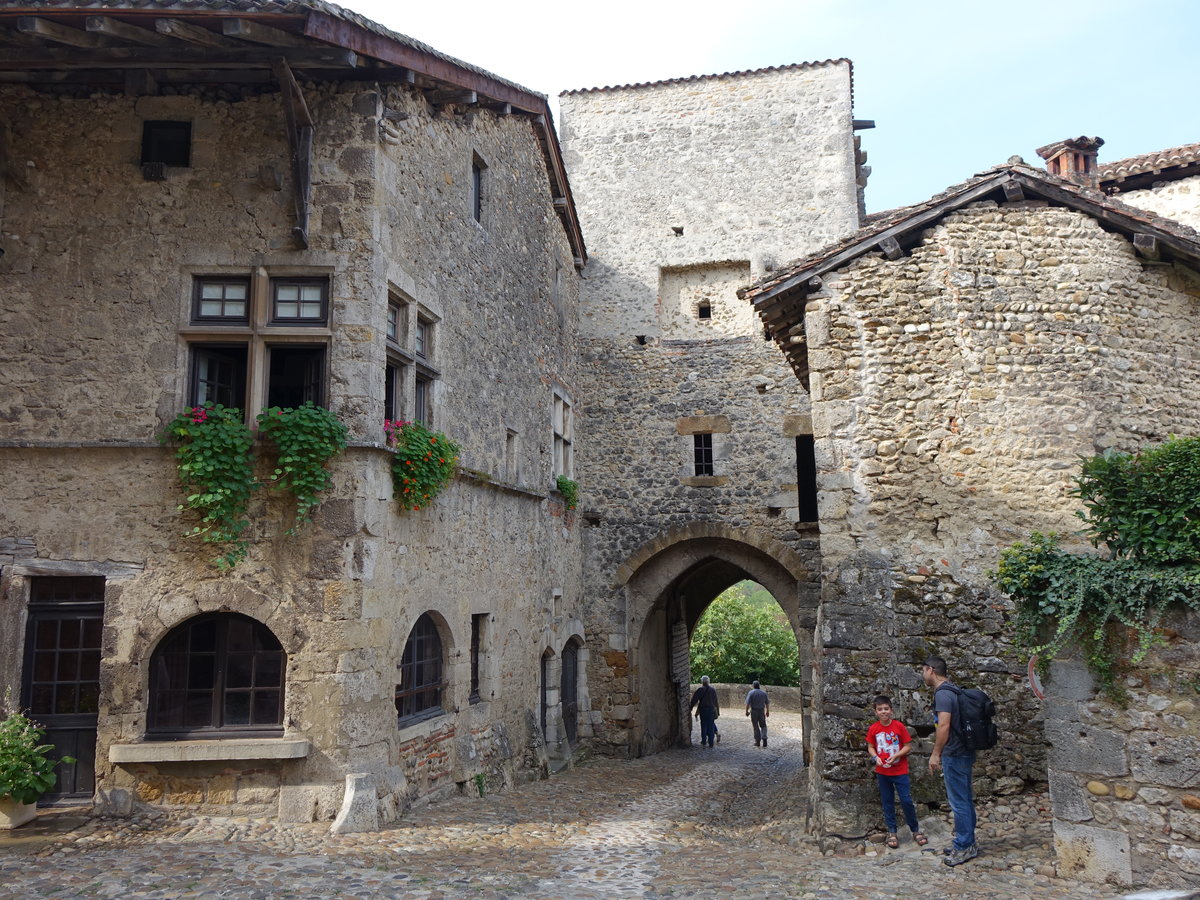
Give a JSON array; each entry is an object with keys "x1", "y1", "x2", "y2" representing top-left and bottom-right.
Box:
[
  {"x1": 616, "y1": 528, "x2": 817, "y2": 758},
  {"x1": 561, "y1": 638, "x2": 581, "y2": 745}
]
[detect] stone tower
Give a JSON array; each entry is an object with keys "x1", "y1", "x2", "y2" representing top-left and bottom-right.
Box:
[{"x1": 559, "y1": 62, "x2": 863, "y2": 758}]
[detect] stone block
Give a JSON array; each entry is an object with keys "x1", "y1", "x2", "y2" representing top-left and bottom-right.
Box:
[
  {"x1": 331, "y1": 773, "x2": 380, "y2": 834},
  {"x1": 1044, "y1": 719, "x2": 1129, "y2": 776},
  {"x1": 1168, "y1": 843, "x2": 1200, "y2": 877},
  {"x1": 1049, "y1": 771, "x2": 1092, "y2": 822},
  {"x1": 1053, "y1": 821, "x2": 1132, "y2": 885},
  {"x1": 1130, "y1": 732, "x2": 1200, "y2": 787}
]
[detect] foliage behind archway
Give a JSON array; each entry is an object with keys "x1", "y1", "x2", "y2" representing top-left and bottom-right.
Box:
[{"x1": 689, "y1": 582, "x2": 801, "y2": 686}]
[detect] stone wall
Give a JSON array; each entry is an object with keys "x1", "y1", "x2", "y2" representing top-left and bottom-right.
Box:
[
  {"x1": 561, "y1": 63, "x2": 861, "y2": 760},
  {"x1": 0, "y1": 76, "x2": 585, "y2": 822},
  {"x1": 1045, "y1": 610, "x2": 1200, "y2": 888},
  {"x1": 802, "y1": 199, "x2": 1200, "y2": 835},
  {"x1": 1114, "y1": 174, "x2": 1200, "y2": 231}
]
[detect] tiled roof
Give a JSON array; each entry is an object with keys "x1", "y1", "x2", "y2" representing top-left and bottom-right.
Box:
[
  {"x1": 0, "y1": 0, "x2": 544, "y2": 97},
  {"x1": 740, "y1": 161, "x2": 1200, "y2": 380},
  {"x1": 560, "y1": 59, "x2": 851, "y2": 97},
  {"x1": 1099, "y1": 141, "x2": 1200, "y2": 182}
]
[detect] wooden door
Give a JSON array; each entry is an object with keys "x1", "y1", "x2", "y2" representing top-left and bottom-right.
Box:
[{"x1": 22, "y1": 577, "x2": 104, "y2": 803}]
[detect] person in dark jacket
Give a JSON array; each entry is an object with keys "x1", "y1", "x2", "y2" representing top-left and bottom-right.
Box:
[{"x1": 689, "y1": 675, "x2": 720, "y2": 747}]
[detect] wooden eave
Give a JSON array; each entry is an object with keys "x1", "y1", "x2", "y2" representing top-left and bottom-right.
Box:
[
  {"x1": 0, "y1": 5, "x2": 587, "y2": 265},
  {"x1": 742, "y1": 168, "x2": 1200, "y2": 382}
]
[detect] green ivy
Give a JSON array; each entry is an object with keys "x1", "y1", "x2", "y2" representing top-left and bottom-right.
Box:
[
  {"x1": 993, "y1": 437, "x2": 1200, "y2": 700},
  {"x1": 159, "y1": 404, "x2": 256, "y2": 570},
  {"x1": 257, "y1": 403, "x2": 348, "y2": 534},
  {"x1": 385, "y1": 420, "x2": 461, "y2": 510},
  {"x1": 555, "y1": 475, "x2": 579, "y2": 509},
  {"x1": 0, "y1": 702, "x2": 74, "y2": 805}
]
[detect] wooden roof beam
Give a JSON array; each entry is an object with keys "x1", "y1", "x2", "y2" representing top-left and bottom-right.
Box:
[
  {"x1": 0, "y1": 46, "x2": 358, "y2": 71},
  {"x1": 427, "y1": 88, "x2": 477, "y2": 106},
  {"x1": 17, "y1": 16, "x2": 105, "y2": 48},
  {"x1": 223, "y1": 19, "x2": 311, "y2": 49},
  {"x1": 1134, "y1": 233, "x2": 1160, "y2": 260},
  {"x1": 86, "y1": 16, "x2": 171, "y2": 47},
  {"x1": 154, "y1": 19, "x2": 235, "y2": 47}
]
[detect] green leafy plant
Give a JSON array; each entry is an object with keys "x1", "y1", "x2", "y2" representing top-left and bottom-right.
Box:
[
  {"x1": 158, "y1": 404, "x2": 256, "y2": 570},
  {"x1": 385, "y1": 419, "x2": 461, "y2": 510},
  {"x1": 473, "y1": 772, "x2": 486, "y2": 798},
  {"x1": 993, "y1": 437, "x2": 1200, "y2": 699},
  {"x1": 257, "y1": 403, "x2": 348, "y2": 534},
  {"x1": 0, "y1": 702, "x2": 73, "y2": 805},
  {"x1": 555, "y1": 475, "x2": 579, "y2": 509},
  {"x1": 689, "y1": 583, "x2": 801, "y2": 686}
]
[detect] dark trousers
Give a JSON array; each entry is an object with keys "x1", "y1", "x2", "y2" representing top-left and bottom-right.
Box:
[
  {"x1": 876, "y1": 772, "x2": 920, "y2": 834},
  {"x1": 750, "y1": 709, "x2": 767, "y2": 744},
  {"x1": 697, "y1": 707, "x2": 717, "y2": 746}
]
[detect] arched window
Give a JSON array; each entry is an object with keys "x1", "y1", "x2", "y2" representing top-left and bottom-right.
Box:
[
  {"x1": 396, "y1": 613, "x2": 445, "y2": 725},
  {"x1": 148, "y1": 613, "x2": 285, "y2": 739}
]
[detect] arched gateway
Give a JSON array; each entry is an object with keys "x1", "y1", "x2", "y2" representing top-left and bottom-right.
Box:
[{"x1": 598, "y1": 524, "x2": 818, "y2": 758}]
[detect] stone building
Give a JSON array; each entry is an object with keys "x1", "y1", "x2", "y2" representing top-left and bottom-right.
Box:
[
  {"x1": 558, "y1": 62, "x2": 865, "y2": 760},
  {"x1": 0, "y1": 0, "x2": 590, "y2": 826},
  {"x1": 743, "y1": 154, "x2": 1200, "y2": 885}
]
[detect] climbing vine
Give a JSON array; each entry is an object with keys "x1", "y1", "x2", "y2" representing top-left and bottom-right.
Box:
[
  {"x1": 257, "y1": 403, "x2": 348, "y2": 534},
  {"x1": 385, "y1": 419, "x2": 461, "y2": 510},
  {"x1": 993, "y1": 437, "x2": 1200, "y2": 699},
  {"x1": 158, "y1": 404, "x2": 256, "y2": 570}
]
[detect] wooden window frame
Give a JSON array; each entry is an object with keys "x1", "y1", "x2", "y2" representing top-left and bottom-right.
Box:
[
  {"x1": 553, "y1": 393, "x2": 574, "y2": 479},
  {"x1": 192, "y1": 277, "x2": 251, "y2": 324},
  {"x1": 147, "y1": 613, "x2": 285, "y2": 740},
  {"x1": 270, "y1": 277, "x2": 329, "y2": 326}
]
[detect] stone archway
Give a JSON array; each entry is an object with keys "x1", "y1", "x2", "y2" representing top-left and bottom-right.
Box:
[{"x1": 612, "y1": 524, "x2": 818, "y2": 759}]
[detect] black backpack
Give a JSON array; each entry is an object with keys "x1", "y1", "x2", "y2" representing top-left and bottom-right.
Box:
[{"x1": 939, "y1": 683, "x2": 999, "y2": 751}]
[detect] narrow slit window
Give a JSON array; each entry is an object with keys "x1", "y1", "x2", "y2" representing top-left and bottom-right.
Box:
[
  {"x1": 694, "y1": 433, "x2": 714, "y2": 477},
  {"x1": 796, "y1": 434, "x2": 819, "y2": 522}
]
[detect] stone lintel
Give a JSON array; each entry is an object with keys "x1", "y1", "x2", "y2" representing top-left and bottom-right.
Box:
[
  {"x1": 110, "y1": 738, "x2": 310, "y2": 763},
  {"x1": 676, "y1": 415, "x2": 731, "y2": 435},
  {"x1": 680, "y1": 475, "x2": 729, "y2": 488},
  {"x1": 782, "y1": 414, "x2": 813, "y2": 437}
]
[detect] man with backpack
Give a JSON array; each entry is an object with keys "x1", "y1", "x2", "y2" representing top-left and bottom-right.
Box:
[{"x1": 922, "y1": 656, "x2": 980, "y2": 867}]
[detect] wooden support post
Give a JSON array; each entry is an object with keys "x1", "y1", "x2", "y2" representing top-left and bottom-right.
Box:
[
  {"x1": 17, "y1": 16, "x2": 105, "y2": 48},
  {"x1": 272, "y1": 58, "x2": 314, "y2": 249},
  {"x1": 879, "y1": 235, "x2": 903, "y2": 260},
  {"x1": 86, "y1": 16, "x2": 171, "y2": 46},
  {"x1": 1133, "y1": 233, "x2": 1160, "y2": 260}
]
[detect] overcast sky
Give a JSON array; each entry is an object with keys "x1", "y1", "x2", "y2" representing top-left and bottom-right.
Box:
[{"x1": 343, "y1": 0, "x2": 1200, "y2": 213}]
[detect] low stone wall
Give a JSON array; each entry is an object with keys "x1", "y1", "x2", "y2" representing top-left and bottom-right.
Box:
[
  {"x1": 1045, "y1": 610, "x2": 1200, "y2": 889},
  {"x1": 706, "y1": 683, "x2": 805, "y2": 713}
]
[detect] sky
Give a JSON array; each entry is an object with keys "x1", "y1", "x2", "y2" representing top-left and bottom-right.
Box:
[{"x1": 342, "y1": 0, "x2": 1200, "y2": 213}]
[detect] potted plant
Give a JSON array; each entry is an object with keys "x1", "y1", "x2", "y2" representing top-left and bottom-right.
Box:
[{"x1": 0, "y1": 703, "x2": 70, "y2": 829}]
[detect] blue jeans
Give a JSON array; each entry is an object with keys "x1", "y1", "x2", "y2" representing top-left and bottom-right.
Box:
[
  {"x1": 876, "y1": 772, "x2": 920, "y2": 833},
  {"x1": 942, "y1": 753, "x2": 977, "y2": 849},
  {"x1": 697, "y1": 708, "x2": 717, "y2": 746}
]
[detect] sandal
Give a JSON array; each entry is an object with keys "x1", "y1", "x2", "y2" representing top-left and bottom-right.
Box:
[
  {"x1": 886, "y1": 834, "x2": 899, "y2": 849},
  {"x1": 914, "y1": 833, "x2": 928, "y2": 846}
]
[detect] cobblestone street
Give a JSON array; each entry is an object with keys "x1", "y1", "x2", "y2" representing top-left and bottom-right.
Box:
[{"x1": 0, "y1": 714, "x2": 1149, "y2": 899}]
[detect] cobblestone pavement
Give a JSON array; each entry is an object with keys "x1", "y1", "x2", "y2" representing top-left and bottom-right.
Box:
[{"x1": 0, "y1": 713, "x2": 1156, "y2": 899}]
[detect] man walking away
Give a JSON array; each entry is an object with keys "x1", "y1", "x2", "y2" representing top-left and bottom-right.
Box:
[
  {"x1": 689, "y1": 675, "x2": 720, "y2": 748},
  {"x1": 745, "y1": 681, "x2": 770, "y2": 746},
  {"x1": 922, "y1": 656, "x2": 978, "y2": 866}
]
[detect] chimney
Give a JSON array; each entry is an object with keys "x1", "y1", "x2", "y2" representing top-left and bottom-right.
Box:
[{"x1": 1036, "y1": 136, "x2": 1104, "y2": 188}]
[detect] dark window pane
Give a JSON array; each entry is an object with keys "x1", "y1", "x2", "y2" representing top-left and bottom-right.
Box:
[
  {"x1": 226, "y1": 655, "x2": 253, "y2": 689},
  {"x1": 55, "y1": 685, "x2": 77, "y2": 715},
  {"x1": 190, "y1": 620, "x2": 218, "y2": 653},
  {"x1": 184, "y1": 693, "x2": 213, "y2": 727},
  {"x1": 31, "y1": 684, "x2": 54, "y2": 714},
  {"x1": 267, "y1": 346, "x2": 325, "y2": 409},
  {"x1": 256, "y1": 654, "x2": 283, "y2": 688},
  {"x1": 226, "y1": 618, "x2": 253, "y2": 653},
  {"x1": 79, "y1": 683, "x2": 100, "y2": 715},
  {"x1": 35, "y1": 619, "x2": 57, "y2": 648},
  {"x1": 141, "y1": 120, "x2": 191, "y2": 167},
  {"x1": 82, "y1": 618, "x2": 102, "y2": 650},
  {"x1": 59, "y1": 619, "x2": 81, "y2": 649},
  {"x1": 154, "y1": 692, "x2": 182, "y2": 729},
  {"x1": 34, "y1": 651, "x2": 56, "y2": 682},
  {"x1": 224, "y1": 692, "x2": 251, "y2": 726},
  {"x1": 157, "y1": 653, "x2": 187, "y2": 691},
  {"x1": 191, "y1": 346, "x2": 247, "y2": 411},
  {"x1": 252, "y1": 691, "x2": 280, "y2": 725},
  {"x1": 56, "y1": 653, "x2": 78, "y2": 682},
  {"x1": 187, "y1": 656, "x2": 215, "y2": 690},
  {"x1": 79, "y1": 650, "x2": 101, "y2": 681}
]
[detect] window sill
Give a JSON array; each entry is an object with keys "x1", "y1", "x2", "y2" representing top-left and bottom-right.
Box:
[
  {"x1": 109, "y1": 738, "x2": 309, "y2": 764},
  {"x1": 681, "y1": 475, "x2": 729, "y2": 487}
]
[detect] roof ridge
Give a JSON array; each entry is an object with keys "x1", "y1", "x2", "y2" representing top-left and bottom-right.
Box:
[{"x1": 559, "y1": 59, "x2": 851, "y2": 96}]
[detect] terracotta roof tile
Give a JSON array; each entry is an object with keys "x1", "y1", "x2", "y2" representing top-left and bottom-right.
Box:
[
  {"x1": 559, "y1": 59, "x2": 851, "y2": 97},
  {"x1": 1099, "y1": 141, "x2": 1200, "y2": 182}
]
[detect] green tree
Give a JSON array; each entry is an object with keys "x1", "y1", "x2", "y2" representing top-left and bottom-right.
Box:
[{"x1": 689, "y1": 584, "x2": 801, "y2": 686}]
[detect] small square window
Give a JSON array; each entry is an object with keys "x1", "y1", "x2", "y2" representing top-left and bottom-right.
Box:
[
  {"x1": 272, "y1": 279, "x2": 328, "y2": 324},
  {"x1": 193, "y1": 278, "x2": 250, "y2": 323},
  {"x1": 267, "y1": 345, "x2": 326, "y2": 408},
  {"x1": 697, "y1": 301, "x2": 712, "y2": 320},
  {"x1": 142, "y1": 120, "x2": 191, "y2": 167}
]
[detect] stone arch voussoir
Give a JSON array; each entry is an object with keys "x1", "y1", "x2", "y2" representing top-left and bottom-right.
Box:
[{"x1": 614, "y1": 522, "x2": 810, "y2": 588}]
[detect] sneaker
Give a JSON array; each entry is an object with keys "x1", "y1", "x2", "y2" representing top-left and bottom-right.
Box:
[
  {"x1": 943, "y1": 844, "x2": 978, "y2": 867},
  {"x1": 762, "y1": 740, "x2": 767, "y2": 747},
  {"x1": 716, "y1": 733, "x2": 721, "y2": 744}
]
